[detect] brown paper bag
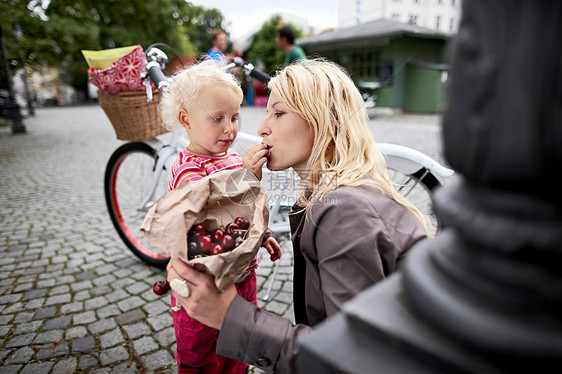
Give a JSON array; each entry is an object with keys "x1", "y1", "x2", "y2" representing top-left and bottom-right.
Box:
[{"x1": 141, "y1": 169, "x2": 269, "y2": 291}]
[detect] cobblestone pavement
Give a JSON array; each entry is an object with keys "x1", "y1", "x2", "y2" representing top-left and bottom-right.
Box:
[{"x1": 0, "y1": 105, "x2": 446, "y2": 373}]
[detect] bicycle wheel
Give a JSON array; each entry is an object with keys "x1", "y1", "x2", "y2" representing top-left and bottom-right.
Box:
[
  {"x1": 105, "y1": 142, "x2": 170, "y2": 268},
  {"x1": 387, "y1": 167, "x2": 442, "y2": 236}
]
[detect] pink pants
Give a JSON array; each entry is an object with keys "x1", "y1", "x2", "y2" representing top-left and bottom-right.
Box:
[{"x1": 172, "y1": 270, "x2": 257, "y2": 373}]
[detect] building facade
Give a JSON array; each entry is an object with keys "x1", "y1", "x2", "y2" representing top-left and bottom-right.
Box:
[
  {"x1": 338, "y1": 0, "x2": 462, "y2": 34},
  {"x1": 298, "y1": 19, "x2": 450, "y2": 113}
]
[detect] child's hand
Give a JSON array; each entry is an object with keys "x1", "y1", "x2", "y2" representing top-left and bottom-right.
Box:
[
  {"x1": 243, "y1": 143, "x2": 270, "y2": 180},
  {"x1": 262, "y1": 236, "x2": 282, "y2": 261}
]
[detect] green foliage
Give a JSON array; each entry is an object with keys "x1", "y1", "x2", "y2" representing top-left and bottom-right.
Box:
[
  {"x1": 1, "y1": 0, "x2": 228, "y2": 93},
  {"x1": 246, "y1": 15, "x2": 303, "y2": 75}
]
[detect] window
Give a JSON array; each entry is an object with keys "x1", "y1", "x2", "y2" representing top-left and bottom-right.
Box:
[
  {"x1": 435, "y1": 16, "x2": 441, "y2": 30},
  {"x1": 408, "y1": 14, "x2": 418, "y2": 25},
  {"x1": 392, "y1": 13, "x2": 400, "y2": 20}
]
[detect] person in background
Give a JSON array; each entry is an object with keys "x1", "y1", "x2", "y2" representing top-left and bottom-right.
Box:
[
  {"x1": 206, "y1": 29, "x2": 228, "y2": 64},
  {"x1": 276, "y1": 25, "x2": 306, "y2": 65},
  {"x1": 167, "y1": 59, "x2": 429, "y2": 373}
]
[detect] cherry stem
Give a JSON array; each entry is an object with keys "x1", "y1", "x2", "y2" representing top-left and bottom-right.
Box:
[
  {"x1": 243, "y1": 224, "x2": 253, "y2": 240},
  {"x1": 217, "y1": 200, "x2": 224, "y2": 229}
]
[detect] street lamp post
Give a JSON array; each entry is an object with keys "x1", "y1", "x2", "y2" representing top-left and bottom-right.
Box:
[
  {"x1": 296, "y1": 1, "x2": 562, "y2": 372},
  {"x1": 0, "y1": 24, "x2": 26, "y2": 134},
  {"x1": 13, "y1": 22, "x2": 34, "y2": 116}
]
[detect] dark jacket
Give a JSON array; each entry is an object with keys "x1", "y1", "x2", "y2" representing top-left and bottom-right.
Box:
[{"x1": 217, "y1": 184, "x2": 427, "y2": 372}]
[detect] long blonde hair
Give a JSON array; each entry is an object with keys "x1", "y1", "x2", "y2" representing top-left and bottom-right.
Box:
[{"x1": 268, "y1": 59, "x2": 429, "y2": 234}]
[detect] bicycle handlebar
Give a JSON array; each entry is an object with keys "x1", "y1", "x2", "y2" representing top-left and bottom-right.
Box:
[
  {"x1": 144, "y1": 47, "x2": 271, "y2": 95},
  {"x1": 230, "y1": 56, "x2": 271, "y2": 84},
  {"x1": 146, "y1": 61, "x2": 169, "y2": 91}
]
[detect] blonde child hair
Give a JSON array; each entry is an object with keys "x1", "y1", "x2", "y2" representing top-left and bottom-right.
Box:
[
  {"x1": 268, "y1": 58, "x2": 430, "y2": 234},
  {"x1": 159, "y1": 60, "x2": 244, "y2": 131}
]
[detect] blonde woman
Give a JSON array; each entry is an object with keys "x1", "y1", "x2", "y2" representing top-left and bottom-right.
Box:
[{"x1": 167, "y1": 59, "x2": 428, "y2": 373}]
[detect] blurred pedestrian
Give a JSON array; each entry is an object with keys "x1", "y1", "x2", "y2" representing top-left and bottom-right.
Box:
[
  {"x1": 207, "y1": 29, "x2": 228, "y2": 64},
  {"x1": 276, "y1": 25, "x2": 306, "y2": 65}
]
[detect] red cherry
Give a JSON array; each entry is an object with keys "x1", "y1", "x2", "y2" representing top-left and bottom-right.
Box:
[
  {"x1": 191, "y1": 224, "x2": 206, "y2": 235},
  {"x1": 225, "y1": 222, "x2": 240, "y2": 236},
  {"x1": 152, "y1": 280, "x2": 170, "y2": 296},
  {"x1": 198, "y1": 235, "x2": 212, "y2": 253},
  {"x1": 221, "y1": 234, "x2": 234, "y2": 250},
  {"x1": 188, "y1": 241, "x2": 200, "y2": 256},
  {"x1": 210, "y1": 243, "x2": 223, "y2": 255},
  {"x1": 234, "y1": 217, "x2": 250, "y2": 230},
  {"x1": 234, "y1": 236, "x2": 244, "y2": 248},
  {"x1": 212, "y1": 229, "x2": 224, "y2": 243}
]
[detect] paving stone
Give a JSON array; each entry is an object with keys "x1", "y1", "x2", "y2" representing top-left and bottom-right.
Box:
[
  {"x1": 60, "y1": 301, "x2": 83, "y2": 314},
  {"x1": 142, "y1": 349, "x2": 176, "y2": 371},
  {"x1": 117, "y1": 296, "x2": 145, "y2": 312},
  {"x1": 154, "y1": 327, "x2": 176, "y2": 346},
  {"x1": 85, "y1": 296, "x2": 109, "y2": 310},
  {"x1": 72, "y1": 335, "x2": 96, "y2": 353},
  {"x1": 100, "y1": 345, "x2": 130, "y2": 365},
  {"x1": 79, "y1": 354, "x2": 100, "y2": 370},
  {"x1": 88, "y1": 318, "x2": 117, "y2": 335},
  {"x1": 0, "y1": 293, "x2": 23, "y2": 305},
  {"x1": 100, "y1": 328, "x2": 125, "y2": 348},
  {"x1": 0, "y1": 365, "x2": 22, "y2": 374},
  {"x1": 147, "y1": 313, "x2": 173, "y2": 332},
  {"x1": 0, "y1": 314, "x2": 15, "y2": 324},
  {"x1": 4, "y1": 346, "x2": 34, "y2": 364},
  {"x1": 52, "y1": 357, "x2": 77, "y2": 374},
  {"x1": 66, "y1": 325, "x2": 88, "y2": 339},
  {"x1": 44, "y1": 315, "x2": 71, "y2": 330},
  {"x1": 115, "y1": 309, "x2": 146, "y2": 325},
  {"x1": 13, "y1": 320, "x2": 43, "y2": 335},
  {"x1": 19, "y1": 362, "x2": 54, "y2": 374},
  {"x1": 73, "y1": 310, "x2": 97, "y2": 325},
  {"x1": 6, "y1": 333, "x2": 36, "y2": 348},
  {"x1": 21, "y1": 288, "x2": 47, "y2": 301},
  {"x1": 33, "y1": 329, "x2": 63, "y2": 344},
  {"x1": 50, "y1": 284, "x2": 71, "y2": 295},
  {"x1": 71, "y1": 280, "x2": 93, "y2": 292},
  {"x1": 35, "y1": 340, "x2": 69, "y2": 359},
  {"x1": 12, "y1": 311, "x2": 34, "y2": 324},
  {"x1": 25, "y1": 298, "x2": 45, "y2": 310},
  {"x1": 122, "y1": 322, "x2": 151, "y2": 340},
  {"x1": 133, "y1": 336, "x2": 159, "y2": 355}
]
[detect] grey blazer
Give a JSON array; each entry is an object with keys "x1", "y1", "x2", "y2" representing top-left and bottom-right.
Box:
[{"x1": 217, "y1": 184, "x2": 427, "y2": 372}]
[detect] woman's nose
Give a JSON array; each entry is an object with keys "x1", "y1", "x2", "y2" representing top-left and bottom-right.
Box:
[{"x1": 257, "y1": 120, "x2": 270, "y2": 137}]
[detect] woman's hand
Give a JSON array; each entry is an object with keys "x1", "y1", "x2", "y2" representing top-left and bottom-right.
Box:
[
  {"x1": 243, "y1": 143, "x2": 270, "y2": 180},
  {"x1": 167, "y1": 257, "x2": 237, "y2": 330}
]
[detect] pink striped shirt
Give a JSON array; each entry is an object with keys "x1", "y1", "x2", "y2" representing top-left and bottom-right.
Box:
[
  {"x1": 168, "y1": 148, "x2": 243, "y2": 192},
  {"x1": 168, "y1": 147, "x2": 258, "y2": 272}
]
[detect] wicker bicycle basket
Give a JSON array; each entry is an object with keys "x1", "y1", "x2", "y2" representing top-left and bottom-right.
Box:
[{"x1": 98, "y1": 90, "x2": 168, "y2": 142}]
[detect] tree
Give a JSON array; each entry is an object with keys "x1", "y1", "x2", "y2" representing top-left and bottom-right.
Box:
[
  {"x1": 246, "y1": 15, "x2": 303, "y2": 75},
  {"x1": 1, "y1": 0, "x2": 229, "y2": 95}
]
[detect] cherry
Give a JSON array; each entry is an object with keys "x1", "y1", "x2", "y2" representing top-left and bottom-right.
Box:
[
  {"x1": 193, "y1": 224, "x2": 206, "y2": 235},
  {"x1": 221, "y1": 234, "x2": 234, "y2": 250},
  {"x1": 188, "y1": 241, "x2": 200, "y2": 255},
  {"x1": 234, "y1": 217, "x2": 250, "y2": 230},
  {"x1": 234, "y1": 236, "x2": 244, "y2": 248},
  {"x1": 212, "y1": 229, "x2": 224, "y2": 243},
  {"x1": 210, "y1": 243, "x2": 223, "y2": 255},
  {"x1": 152, "y1": 280, "x2": 170, "y2": 296},
  {"x1": 225, "y1": 222, "x2": 240, "y2": 237},
  {"x1": 198, "y1": 234, "x2": 212, "y2": 253}
]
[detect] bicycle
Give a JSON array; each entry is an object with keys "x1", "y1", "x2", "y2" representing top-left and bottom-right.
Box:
[{"x1": 103, "y1": 46, "x2": 454, "y2": 270}]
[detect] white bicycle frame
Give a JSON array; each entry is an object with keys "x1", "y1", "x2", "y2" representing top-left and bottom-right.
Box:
[{"x1": 136, "y1": 129, "x2": 454, "y2": 232}]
